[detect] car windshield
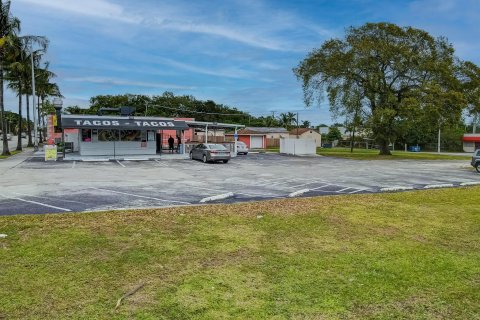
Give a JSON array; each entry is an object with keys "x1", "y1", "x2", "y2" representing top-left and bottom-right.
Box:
[
  {"x1": 237, "y1": 142, "x2": 246, "y2": 146},
  {"x1": 207, "y1": 144, "x2": 227, "y2": 150}
]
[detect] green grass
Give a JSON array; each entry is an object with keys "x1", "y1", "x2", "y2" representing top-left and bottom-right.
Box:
[
  {"x1": 317, "y1": 147, "x2": 471, "y2": 160},
  {"x1": 1, "y1": 187, "x2": 480, "y2": 319},
  {"x1": 0, "y1": 150, "x2": 22, "y2": 159}
]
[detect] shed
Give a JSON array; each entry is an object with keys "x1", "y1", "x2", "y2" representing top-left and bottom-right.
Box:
[{"x1": 289, "y1": 128, "x2": 322, "y2": 147}]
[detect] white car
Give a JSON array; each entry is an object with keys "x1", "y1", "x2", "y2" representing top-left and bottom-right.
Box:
[{"x1": 236, "y1": 141, "x2": 249, "y2": 155}]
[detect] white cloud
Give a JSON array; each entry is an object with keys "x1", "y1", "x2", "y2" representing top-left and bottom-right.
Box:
[
  {"x1": 64, "y1": 76, "x2": 194, "y2": 90},
  {"x1": 16, "y1": 0, "x2": 141, "y2": 23},
  {"x1": 155, "y1": 57, "x2": 257, "y2": 79}
]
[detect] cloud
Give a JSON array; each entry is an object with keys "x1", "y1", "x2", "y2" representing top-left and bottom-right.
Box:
[
  {"x1": 153, "y1": 57, "x2": 258, "y2": 80},
  {"x1": 15, "y1": 0, "x2": 140, "y2": 23},
  {"x1": 64, "y1": 77, "x2": 194, "y2": 90}
]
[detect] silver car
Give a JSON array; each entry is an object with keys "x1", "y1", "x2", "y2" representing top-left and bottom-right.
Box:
[
  {"x1": 236, "y1": 141, "x2": 249, "y2": 155},
  {"x1": 190, "y1": 143, "x2": 231, "y2": 163}
]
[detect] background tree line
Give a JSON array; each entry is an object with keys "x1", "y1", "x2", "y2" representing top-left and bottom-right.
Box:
[{"x1": 64, "y1": 93, "x2": 314, "y2": 131}]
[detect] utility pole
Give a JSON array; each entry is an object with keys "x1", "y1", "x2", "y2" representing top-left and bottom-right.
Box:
[
  {"x1": 296, "y1": 112, "x2": 299, "y2": 138},
  {"x1": 437, "y1": 127, "x2": 441, "y2": 153}
]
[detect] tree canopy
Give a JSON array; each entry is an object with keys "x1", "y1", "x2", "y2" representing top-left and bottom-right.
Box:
[{"x1": 294, "y1": 22, "x2": 468, "y2": 155}]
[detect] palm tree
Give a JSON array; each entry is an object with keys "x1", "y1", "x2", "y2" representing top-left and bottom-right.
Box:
[
  {"x1": 35, "y1": 61, "x2": 59, "y2": 142},
  {"x1": 279, "y1": 112, "x2": 296, "y2": 130},
  {"x1": 0, "y1": 0, "x2": 20, "y2": 156},
  {"x1": 5, "y1": 36, "x2": 29, "y2": 150}
]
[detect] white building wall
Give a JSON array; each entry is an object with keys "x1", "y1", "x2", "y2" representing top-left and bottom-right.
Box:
[{"x1": 280, "y1": 138, "x2": 316, "y2": 155}]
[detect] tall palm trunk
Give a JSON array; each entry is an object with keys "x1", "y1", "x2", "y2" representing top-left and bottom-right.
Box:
[
  {"x1": 41, "y1": 96, "x2": 46, "y2": 140},
  {"x1": 0, "y1": 50, "x2": 11, "y2": 156},
  {"x1": 26, "y1": 93, "x2": 33, "y2": 147},
  {"x1": 37, "y1": 94, "x2": 42, "y2": 142},
  {"x1": 16, "y1": 81, "x2": 22, "y2": 151}
]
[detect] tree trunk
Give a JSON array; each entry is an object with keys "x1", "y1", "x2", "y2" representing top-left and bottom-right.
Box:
[
  {"x1": 16, "y1": 82, "x2": 23, "y2": 151},
  {"x1": 37, "y1": 95, "x2": 43, "y2": 142},
  {"x1": 26, "y1": 94, "x2": 33, "y2": 147},
  {"x1": 0, "y1": 51, "x2": 11, "y2": 156},
  {"x1": 378, "y1": 140, "x2": 391, "y2": 155}
]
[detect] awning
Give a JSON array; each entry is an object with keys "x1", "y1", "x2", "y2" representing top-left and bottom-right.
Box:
[
  {"x1": 463, "y1": 135, "x2": 480, "y2": 142},
  {"x1": 61, "y1": 117, "x2": 189, "y2": 130}
]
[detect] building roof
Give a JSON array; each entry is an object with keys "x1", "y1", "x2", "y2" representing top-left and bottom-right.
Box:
[
  {"x1": 243, "y1": 127, "x2": 288, "y2": 133},
  {"x1": 289, "y1": 128, "x2": 319, "y2": 135}
]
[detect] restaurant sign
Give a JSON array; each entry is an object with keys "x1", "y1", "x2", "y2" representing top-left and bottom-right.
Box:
[{"x1": 61, "y1": 117, "x2": 189, "y2": 130}]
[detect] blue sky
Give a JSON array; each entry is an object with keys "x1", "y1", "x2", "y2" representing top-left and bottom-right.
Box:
[{"x1": 5, "y1": 0, "x2": 480, "y2": 125}]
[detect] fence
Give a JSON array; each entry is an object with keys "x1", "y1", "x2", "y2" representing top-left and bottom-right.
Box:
[{"x1": 266, "y1": 138, "x2": 280, "y2": 148}]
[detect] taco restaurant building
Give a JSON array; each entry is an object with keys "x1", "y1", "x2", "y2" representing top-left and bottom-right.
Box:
[{"x1": 49, "y1": 114, "x2": 243, "y2": 159}]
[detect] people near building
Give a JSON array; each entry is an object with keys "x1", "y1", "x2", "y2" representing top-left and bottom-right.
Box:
[
  {"x1": 168, "y1": 135, "x2": 175, "y2": 153},
  {"x1": 177, "y1": 135, "x2": 181, "y2": 152}
]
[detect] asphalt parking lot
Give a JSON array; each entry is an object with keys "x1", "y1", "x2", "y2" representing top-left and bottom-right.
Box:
[{"x1": 0, "y1": 152, "x2": 478, "y2": 215}]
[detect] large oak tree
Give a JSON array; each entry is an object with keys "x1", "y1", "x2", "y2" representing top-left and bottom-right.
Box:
[{"x1": 294, "y1": 22, "x2": 466, "y2": 155}]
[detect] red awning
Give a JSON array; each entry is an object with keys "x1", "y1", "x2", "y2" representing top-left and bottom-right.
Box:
[{"x1": 463, "y1": 136, "x2": 480, "y2": 142}]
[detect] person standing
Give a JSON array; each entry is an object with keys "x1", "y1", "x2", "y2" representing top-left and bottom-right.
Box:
[{"x1": 168, "y1": 136, "x2": 174, "y2": 153}]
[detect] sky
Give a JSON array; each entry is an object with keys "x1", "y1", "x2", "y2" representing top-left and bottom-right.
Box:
[{"x1": 5, "y1": 0, "x2": 480, "y2": 125}]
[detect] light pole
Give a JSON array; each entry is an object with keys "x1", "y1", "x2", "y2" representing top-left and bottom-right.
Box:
[
  {"x1": 29, "y1": 42, "x2": 38, "y2": 151},
  {"x1": 53, "y1": 97, "x2": 63, "y2": 157}
]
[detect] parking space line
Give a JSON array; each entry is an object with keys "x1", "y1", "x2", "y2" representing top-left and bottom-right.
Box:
[
  {"x1": 309, "y1": 184, "x2": 331, "y2": 191},
  {"x1": 336, "y1": 187, "x2": 352, "y2": 192},
  {"x1": 0, "y1": 194, "x2": 72, "y2": 212},
  {"x1": 116, "y1": 160, "x2": 126, "y2": 167},
  {"x1": 348, "y1": 188, "x2": 368, "y2": 194},
  {"x1": 90, "y1": 187, "x2": 191, "y2": 205},
  {"x1": 10, "y1": 192, "x2": 87, "y2": 205},
  {"x1": 184, "y1": 184, "x2": 283, "y2": 198}
]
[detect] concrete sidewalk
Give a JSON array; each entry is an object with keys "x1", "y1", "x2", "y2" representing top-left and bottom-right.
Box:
[{"x1": 0, "y1": 149, "x2": 33, "y2": 176}]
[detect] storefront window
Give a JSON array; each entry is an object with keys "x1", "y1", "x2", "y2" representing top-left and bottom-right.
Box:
[
  {"x1": 81, "y1": 129, "x2": 92, "y2": 142},
  {"x1": 98, "y1": 129, "x2": 119, "y2": 141},
  {"x1": 119, "y1": 130, "x2": 141, "y2": 141}
]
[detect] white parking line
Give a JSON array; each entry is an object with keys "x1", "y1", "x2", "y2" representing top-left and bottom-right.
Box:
[
  {"x1": 423, "y1": 184, "x2": 454, "y2": 189},
  {"x1": 288, "y1": 189, "x2": 310, "y2": 197},
  {"x1": 0, "y1": 194, "x2": 72, "y2": 212},
  {"x1": 336, "y1": 187, "x2": 352, "y2": 192},
  {"x1": 90, "y1": 187, "x2": 191, "y2": 205},
  {"x1": 200, "y1": 192, "x2": 234, "y2": 203},
  {"x1": 310, "y1": 184, "x2": 330, "y2": 191},
  {"x1": 348, "y1": 188, "x2": 368, "y2": 194},
  {"x1": 116, "y1": 160, "x2": 126, "y2": 167}
]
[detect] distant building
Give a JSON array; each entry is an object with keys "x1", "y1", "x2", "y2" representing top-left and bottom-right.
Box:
[
  {"x1": 289, "y1": 128, "x2": 322, "y2": 147},
  {"x1": 462, "y1": 134, "x2": 480, "y2": 152}
]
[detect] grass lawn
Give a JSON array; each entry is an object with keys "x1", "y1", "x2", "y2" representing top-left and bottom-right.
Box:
[
  {"x1": 0, "y1": 150, "x2": 22, "y2": 159},
  {"x1": 317, "y1": 147, "x2": 472, "y2": 160},
  {"x1": 1, "y1": 188, "x2": 479, "y2": 319}
]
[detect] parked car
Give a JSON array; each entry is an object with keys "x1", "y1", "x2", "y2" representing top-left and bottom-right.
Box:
[
  {"x1": 471, "y1": 149, "x2": 480, "y2": 173},
  {"x1": 236, "y1": 141, "x2": 249, "y2": 155},
  {"x1": 21, "y1": 132, "x2": 26, "y2": 139},
  {"x1": 190, "y1": 143, "x2": 231, "y2": 163}
]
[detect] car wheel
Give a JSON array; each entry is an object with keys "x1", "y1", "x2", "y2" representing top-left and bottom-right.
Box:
[
  {"x1": 223, "y1": 160, "x2": 229, "y2": 163},
  {"x1": 203, "y1": 155, "x2": 207, "y2": 163},
  {"x1": 476, "y1": 163, "x2": 480, "y2": 173},
  {"x1": 189, "y1": 152, "x2": 193, "y2": 160}
]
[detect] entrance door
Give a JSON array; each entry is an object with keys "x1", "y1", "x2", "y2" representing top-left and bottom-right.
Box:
[
  {"x1": 475, "y1": 142, "x2": 480, "y2": 150},
  {"x1": 156, "y1": 133, "x2": 162, "y2": 153},
  {"x1": 250, "y1": 136, "x2": 263, "y2": 149}
]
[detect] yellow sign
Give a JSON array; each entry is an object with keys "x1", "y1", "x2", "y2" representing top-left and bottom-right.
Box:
[
  {"x1": 53, "y1": 115, "x2": 57, "y2": 126},
  {"x1": 45, "y1": 145, "x2": 58, "y2": 161}
]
